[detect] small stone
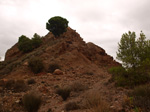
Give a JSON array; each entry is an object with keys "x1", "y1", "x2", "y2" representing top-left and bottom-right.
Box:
[{"x1": 53, "y1": 69, "x2": 64, "y2": 75}]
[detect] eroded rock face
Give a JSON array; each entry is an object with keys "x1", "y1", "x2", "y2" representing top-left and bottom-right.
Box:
[
  {"x1": 4, "y1": 27, "x2": 120, "y2": 71},
  {"x1": 5, "y1": 44, "x2": 22, "y2": 61}
]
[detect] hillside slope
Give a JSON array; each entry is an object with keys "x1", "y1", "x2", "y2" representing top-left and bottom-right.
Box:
[{"x1": 0, "y1": 28, "x2": 126, "y2": 112}]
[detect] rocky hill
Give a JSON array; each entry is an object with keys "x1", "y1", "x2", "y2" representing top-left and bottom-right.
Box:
[{"x1": 0, "y1": 27, "x2": 127, "y2": 112}]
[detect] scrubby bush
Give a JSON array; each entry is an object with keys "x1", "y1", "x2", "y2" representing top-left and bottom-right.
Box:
[
  {"x1": 56, "y1": 86, "x2": 71, "y2": 101},
  {"x1": 70, "y1": 81, "x2": 88, "y2": 92},
  {"x1": 3, "y1": 79, "x2": 15, "y2": 90},
  {"x1": 129, "y1": 84, "x2": 150, "y2": 112},
  {"x1": 32, "y1": 33, "x2": 42, "y2": 48},
  {"x1": 22, "y1": 92, "x2": 42, "y2": 112},
  {"x1": 28, "y1": 57, "x2": 44, "y2": 74},
  {"x1": 13, "y1": 80, "x2": 28, "y2": 92},
  {"x1": 18, "y1": 35, "x2": 33, "y2": 53},
  {"x1": 48, "y1": 63, "x2": 61, "y2": 73},
  {"x1": 65, "y1": 102, "x2": 80, "y2": 111},
  {"x1": 27, "y1": 79, "x2": 36, "y2": 85},
  {"x1": 2, "y1": 79, "x2": 28, "y2": 92},
  {"x1": 46, "y1": 16, "x2": 69, "y2": 37}
]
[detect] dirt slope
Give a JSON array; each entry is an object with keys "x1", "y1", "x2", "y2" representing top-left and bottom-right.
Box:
[{"x1": 0, "y1": 27, "x2": 127, "y2": 112}]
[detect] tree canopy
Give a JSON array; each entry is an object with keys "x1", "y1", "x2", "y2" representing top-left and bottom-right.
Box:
[
  {"x1": 46, "y1": 16, "x2": 69, "y2": 37},
  {"x1": 17, "y1": 33, "x2": 42, "y2": 53},
  {"x1": 117, "y1": 31, "x2": 150, "y2": 69}
]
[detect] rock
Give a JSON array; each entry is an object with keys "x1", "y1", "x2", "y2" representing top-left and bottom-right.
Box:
[
  {"x1": 47, "y1": 73, "x2": 52, "y2": 75},
  {"x1": 53, "y1": 69, "x2": 64, "y2": 75},
  {"x1": 23, "y1": 62, "x2": 28, "y2": 66}
]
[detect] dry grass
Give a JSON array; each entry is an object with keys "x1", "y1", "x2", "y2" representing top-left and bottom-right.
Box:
[
  {"x1": 85, "y1": 91, "x2": 110, "y2": 112},
  {"x1": 70, "y1": 81, "x2": 88, "y2": 92}
]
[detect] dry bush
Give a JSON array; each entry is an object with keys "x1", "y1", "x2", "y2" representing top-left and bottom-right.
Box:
[
  {"x1": 3, "y1": 79, "x2": 15, "y2": 90},
  {"x1": 70, "y1": 81, "x2": 88, "y2": 92},
  {"x1": 22, "y1": 92, "x2": 42, "y2": 112},
  {"x1": 28, "y1": 57, "x2": 44, "y2": 74},
  {"x1": 85, "y1": 91, "x2": 110, "y2": 112},
  {"x1": 27, "y1": 79, "x2": 36, "y2": 85},
  {"x1": 2, "y1": 79, "x2": 28, "y2": 92},
  {"x1": 56, "y1": 86, "x2": 71, "y2": 101},
  {"x1": 48, "y1": 63, "x2": 61, "y2": 73},
  {"x1": 13, "y1": 80, "x2": 28, "y2": 92},
  {"x1": 65, "y1": 102, "x2": 80, "y2": 111}
]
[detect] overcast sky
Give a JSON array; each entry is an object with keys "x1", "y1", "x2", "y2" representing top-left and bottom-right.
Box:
[{"x1": 0, "y1": 0, "x2": 150, "y2": 61}]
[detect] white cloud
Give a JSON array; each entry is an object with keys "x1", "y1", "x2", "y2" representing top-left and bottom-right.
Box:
[{"x1": 0, "y1": 0, "x2": 150, "y2": 60}]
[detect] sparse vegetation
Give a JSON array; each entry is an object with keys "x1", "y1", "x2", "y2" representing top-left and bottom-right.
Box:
[
  {"x1": 46, "y1": 16, "x2": 69, "y2": 37},
  {"x1": 13, "y1": 79, "x2": 28, "y2": 92},
  {"x1": 56, "y1": 86, "x2": 71, "y2": 101},
  {"x1": 48, "y1": 63, "x2": 61, "y2": 73},
  {"x1": 2, "y1": 79, "x2": 28, "y2": 92},
  {"x1": 70, "y1": 81, "x2": 88, "y2": 92},
  {"x1": 129, "y1": 84, "x2": 150, "y2": 112},
  {"x1": 65, "y1": 102, "x2": 80, "y2": 111},
  {"x1": 28, "y1": 57, "x2": 44, "y2": 74},
  {"x1": 85, "y1": 91, "x2": 110, "y2": 112},
  {"x1": 22, "y1": 92, "x2": 42, "y2": 112},
  {"x1": 3, "y1": 79, "x2": 15, "y2": 90},
  {"x1": 27, "y1": 79, "x2": 36, "y2": 85}
]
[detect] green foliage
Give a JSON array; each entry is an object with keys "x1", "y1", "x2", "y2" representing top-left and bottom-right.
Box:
[
  {"x1": 28, "y1": 57, "x2": 44, "y2": 74},
  {"x1": 17, "y1": 34, "x2": 42, "y2": 53},
  {"x1": 32, "y1": 33, "x2": 42, "y2": 48},
  {"x1": 109, "y1": 67, "x2": 150, "y2": 87},
  {"x1": 129, "y1": 84, "x2": 150, "y2": 112},
  {"x1": 114, "y1": 31, "x2": 150, "y2": 87},
  {"x1": 22, "y1": 92, "x2": 42, "y2": 112},
  {"x1": 48, "y1": 63, "x2": 61, "y2": 73},
  {"x1": 117, "y1": 31, "x2": 150, "y2": 69},
  {"x1": 18, "y1": 35, "x2": 33, "y2": 53},
  {"x1": 56, "y1": 86, "x2": 71, "y2": 101},
  {"x1": 46, "y1": 16, "x2": 69, "y2": 37}
]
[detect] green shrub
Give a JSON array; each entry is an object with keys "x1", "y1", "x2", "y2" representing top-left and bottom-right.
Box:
[
  {"x1": 129, "y1": 84, "x2": 150, "y2": 112},
  {"x1": 48, "y1": 63, "x2": 61, "y2": 73},
  {"x1": 28, "y1": 57, "x2": 44, "y2": 74},
  {"x1": 17, "y1": 34, "x2": 42, "y2": 53},
  {"x1": 18, "y1": 35, "x2": 33, "y2": 53},
  {"x1": 46, "y1": 16, "x2": 69, "y2": 37},
  {"x1": 32, "y1": 33, "x2": 42, "y2": 48},
  {"x1": 22, "y1": 92, "x2": 42, "y2": 112},
  {"x1": 109, "y1": 67, "x2": 150, "y2": 87},
  {"x1": 56, "y1": 86, "x2": 71, "y2": 101},
  {"x1": 65, "y1": 102, "x2": 80, "y2": 111}
]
